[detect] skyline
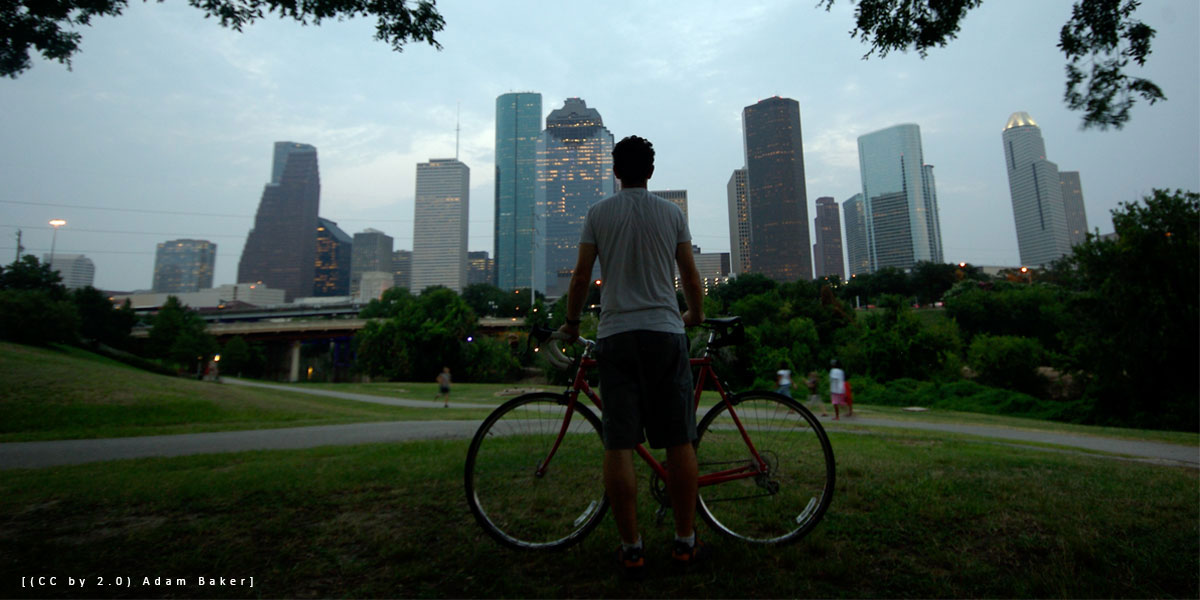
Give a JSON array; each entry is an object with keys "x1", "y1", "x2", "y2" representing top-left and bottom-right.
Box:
[{"x1": 1, "y1": 0, "x2": 1197, "y2": 292}]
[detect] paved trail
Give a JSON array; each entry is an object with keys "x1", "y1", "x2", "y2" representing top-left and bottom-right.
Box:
[{"x1": 1, "y1": 379, "x2": 1195, "y2": 470}]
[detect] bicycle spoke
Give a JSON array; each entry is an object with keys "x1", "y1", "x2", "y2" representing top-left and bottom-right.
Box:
[
  {"x1": 696, "y1": 392, "x2": 835, "y2": 545},
  {"x1": 464, "y1": 393, "x2": 608, "y2": 550}
]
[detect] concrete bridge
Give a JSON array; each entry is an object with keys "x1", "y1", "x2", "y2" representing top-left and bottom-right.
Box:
[{"x1": 131, "y1": 316, "x2": 528, "y2": 382}]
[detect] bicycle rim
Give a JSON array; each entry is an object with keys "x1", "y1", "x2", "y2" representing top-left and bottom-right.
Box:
[
  {"x1": 464, "y1": 392, "x2": 608, "y2": 550},
  {"x1": 696, "y1": 392, "x2": 835, "y2": 544}
]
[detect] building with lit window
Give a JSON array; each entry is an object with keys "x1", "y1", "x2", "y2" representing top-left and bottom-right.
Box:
[
  {"x1": 726, "y1": 168, "x2": 750, "y2": 275},
  {"x1": 857, "y1": 124, "x2": 943, "y2": 271},
  {"x1": 238, "y1": 142, "x2": 320, "y2": 301},
  {"x1": 494, "y1": 92, "x2": 543, "y2": 292},
  {"x1": 743, "y1": 97, "x2": 812, "y2": 282},
  {"x1": 412, "y1": 159, "x2": 470, "y2": 293},
  {"x1": 813, "y1": 197, "x2": 845, "y2": 280},
  {"x1": 1002, "y1": 112, "x2": 1071, "y2": 267},
  {"x1": 152, "y1": 239, "x2": 215, "y2": 293},
  {"x1": 313, "y1": 219, "x2": 351, "y2": 297},
  {"x1": 392, "y1": 250, "x2": 411, "y2": 290},
  {"x1": 1059, "y1": 170, "x2": 1088, "y2": 246},
  {"x1": 537, "y1": 98, "x2": 614, "y2": 297},
  {"x1": 652, "y1": 189, "x2": 689, "y2": 221},
  {"x1": 468, "y1": 251, "x2": 494, "y2": 285}
]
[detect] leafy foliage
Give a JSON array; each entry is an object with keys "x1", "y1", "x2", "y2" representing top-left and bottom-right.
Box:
[
  {"x1": 148, "y1": 296, "x2": 217, "y2": 372},
  {"x1": 1054, "y1": 189, "x2": 1198, "y2": 429},
  {"x1": 354, "y1": 286, "x2": 519, "y2": 383},
  {"x1": 821, "y1": 0, "x2": 1164, "y2": 129},
  {"x1": 1, "y1": 0, "x2": 444, "y2": 78},
  {"x1": 1059, "y1": 0, "x2": 1164, "y2": 130},
  {"x1": 967, "y1": 334, "x2": 1046, "y2": 395}
]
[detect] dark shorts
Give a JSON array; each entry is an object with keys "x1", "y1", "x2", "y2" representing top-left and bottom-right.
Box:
[{"x1": 596, "y1": 330, "x2": 697, "y2": 450}]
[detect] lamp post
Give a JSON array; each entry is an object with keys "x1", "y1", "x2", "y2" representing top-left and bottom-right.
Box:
[{"x1": 48, "y1": 219, "x2": 66, "y2": 267}]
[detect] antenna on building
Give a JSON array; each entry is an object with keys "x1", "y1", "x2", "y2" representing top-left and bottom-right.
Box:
[{"x1": 455, "y1": 101, "x2": 461, "y2": 161}]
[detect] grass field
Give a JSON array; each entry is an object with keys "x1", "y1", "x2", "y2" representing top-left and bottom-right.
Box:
[
  {"x1": 2, "y1": 340, "x2": 1198, "y2": 597},
  {"x1": 0, "y1": 433, "x2": 1195, "y2": 598}
]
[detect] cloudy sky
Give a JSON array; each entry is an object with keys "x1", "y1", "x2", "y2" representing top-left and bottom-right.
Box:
[{"x1": 2, "y1": 0, "x2": 1197, "y2": 292}]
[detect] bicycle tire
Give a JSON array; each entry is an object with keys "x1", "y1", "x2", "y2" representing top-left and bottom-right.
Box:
[
  {"x1": 464, "y1": 392, "x2": 609, "y2": 551},
  {"x1": 695, "y1": 391, "x2": 835, "y2": 544}
]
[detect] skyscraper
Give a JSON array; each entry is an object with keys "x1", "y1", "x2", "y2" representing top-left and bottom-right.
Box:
[
  {"x1": 813, "y1": 197, "x2": 845, "y2": 280},
  {"x1": 468, "y1": 251, "x2": 494, "y2": 285},
  {"x1": 494, "y1": 92, "x2": 543, "y2": 291},
  {"x1": 238, "y1": 142, "x2": 320, "y2": 301},
  {"x1": 726, "y1": 168, "x2": 750, "y2": 275},
  {"x1": 652, "y1": 190, "x2": 689, "y2": 221},
  {"x1": 843, "y1": 194, "x2": 870, "y2": 277},
  {"x1": 392, "y1": 250, "x2": 412, "y2": 290},
  {"x1": 412, "y1": 159, "x2": 470, "y2": 293},
  {"x1": 1002, "y1": 112, "x2": 1071, "y2": 267},
  {"x1": 153, "y1": 239, "x2": 216, "y2": 293},
  {"x1": 313, "y1": 218, "x2": 352, "y2": 297},
  {"x1": 742, "y1": 97, "x2": 811, "y2": 282},
  {"x1": 350, "y1": 228, "x2": 394, "y2": 296},
  {"x1": 43, "y1": 253, "x2": 94, "y2": 289},
  {"x1": 537, "y1": 98, "x2": 614, "y2": 297},
  {"x1": 857, "y1": 124, "x2": 943, "y2": 271},
  {"x1": 1059, "y1": 171, "x2": 1089, "y2": 246}
]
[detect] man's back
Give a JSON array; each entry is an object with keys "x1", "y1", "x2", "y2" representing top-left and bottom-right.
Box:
[{"x1": 582, "y1": 188, "x2": 689, "y2": 337}]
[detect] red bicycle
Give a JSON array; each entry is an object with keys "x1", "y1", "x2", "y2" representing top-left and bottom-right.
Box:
[{"x1": 464, "y1": 317, "x2": 835, "y2": 550}]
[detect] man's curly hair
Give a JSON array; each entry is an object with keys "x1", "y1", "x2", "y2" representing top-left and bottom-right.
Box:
[{"x1": 612, "y1": 135, "x2": 655, "y2": 182}]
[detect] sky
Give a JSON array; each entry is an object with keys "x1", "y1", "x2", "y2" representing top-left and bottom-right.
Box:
[{"x1": 1, "y1": 0, "x2": 1197, "y2": 293}]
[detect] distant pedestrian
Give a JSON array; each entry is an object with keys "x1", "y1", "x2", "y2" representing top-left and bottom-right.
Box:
[
  {"x1": 806, "y1": 370, "x2": 827, "y2": 417},
  {"x1": 830, "y1": 359, "x2": 848, "y2": 421},
  {"x1": 435, "y1": 367, "x2": 452, "y2": 408},
  {"x1": 775, "y1": 362, "x2": 793, "y2": 398}
]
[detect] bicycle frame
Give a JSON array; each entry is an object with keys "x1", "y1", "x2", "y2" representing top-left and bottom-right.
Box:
[{"x1": 538, "y1": 330, "x2": 773, "y2": 489}]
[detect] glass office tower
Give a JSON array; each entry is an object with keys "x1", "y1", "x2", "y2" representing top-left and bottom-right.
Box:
[
  {"x1": 153, "y1": 239, "x2": 216, "y2": 293},
  {"x1": 726, "y1": 168, "x2": 751, "y2": 276},
  {"x1": 843, "y1": 193, "x2": 870, "y2": 277},
  {"x1": 857, "y1": 124, "x2": 943, "y2": 271},
  {"x1": 813, "y1": 197, "x2": 845, "y2": 280},
  {"x1": 313, "y1": 218, "x2": 351, "y2": 297},
  {"x1": 1002, "y1": 112, "x2": 1071, "y2": 267},
  {"x1": 537, "y1": 98, "x2": 614, "y2": 298},
  {"x1": 494, "y1": 92, "x2": 543, "y2": 291},
  {"x1": 742, "y1": 97, "x2": 812, "y2": 282}
]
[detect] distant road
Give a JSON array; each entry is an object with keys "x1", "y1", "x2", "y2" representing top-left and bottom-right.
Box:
[{"x1": 1, "y1": 380, "x2": 1195, "y2": 470}]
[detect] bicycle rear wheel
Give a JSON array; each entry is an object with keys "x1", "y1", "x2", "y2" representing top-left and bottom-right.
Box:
[
  {"x1": 695, "y1": 391, "x2": 834, "y2": 544},
  {"x1": 464, "y1": 392, "x2": 608, "y2": 550}
]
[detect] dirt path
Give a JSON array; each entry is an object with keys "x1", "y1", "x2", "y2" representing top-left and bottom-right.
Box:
[{"x1": 1, "y1": 380, "x2": 1195, "y2": 470}]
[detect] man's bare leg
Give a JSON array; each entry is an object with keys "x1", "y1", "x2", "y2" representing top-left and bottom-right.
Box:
[
  {"x1": 665, "y1": 442, "x2": 698, "y2": 539},
  {"x1": 604, "y1": 448, "x2": 639, "y2": 545}
]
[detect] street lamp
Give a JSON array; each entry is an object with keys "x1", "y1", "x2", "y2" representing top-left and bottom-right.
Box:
[{"x1": 48, "y1": 219, "x2": 66, "y2": 267}]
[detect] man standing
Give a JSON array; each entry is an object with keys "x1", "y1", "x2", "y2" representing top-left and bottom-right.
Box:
[{"x1": 557, "y1": 136, "x2": 706, "y2": 579}]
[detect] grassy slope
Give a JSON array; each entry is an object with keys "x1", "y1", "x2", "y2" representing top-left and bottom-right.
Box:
[
  {"x1": 0, "y1": 433, "x2": 1195, "y2": 598},
  {"x1": 0, "y1": 342, "x2": 490, "y2": 442}
]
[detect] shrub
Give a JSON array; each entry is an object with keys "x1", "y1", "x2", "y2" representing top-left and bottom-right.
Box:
[{"x1": 968, "y1": 335, "x2": 1045, "y2": 395}]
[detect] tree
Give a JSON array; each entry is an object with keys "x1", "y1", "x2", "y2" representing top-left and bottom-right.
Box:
[
  {"x1": 821, "y1": 0, "x2": 1165, "y2": 129},
  {"x1": 147, "y1": 296, "x2": 216, "y2": 371},
  {"x1": 1, "y1": 0, "x2": 444, "y2": 78},
  {"x1": 0, "y1": 255, "x2": 77, "y2": 345},
  {"x1": 0, "y1": 255, "x2": 66, "y2": 298},
  {"x1": 1055, "y1": 189, "x2": 1198, "y2": 429},
  {"x1": 72, "y1": 286, "x2": 135, "y2": 348}
]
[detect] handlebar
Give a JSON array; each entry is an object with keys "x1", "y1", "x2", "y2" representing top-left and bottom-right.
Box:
[{"x1": 529, "y1": 317, "x2": 744, "y2": 371}]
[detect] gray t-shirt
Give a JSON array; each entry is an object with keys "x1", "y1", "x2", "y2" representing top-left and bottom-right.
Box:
[{"x1": 580, "y1": 188, "x2": 691, "y2": 338}]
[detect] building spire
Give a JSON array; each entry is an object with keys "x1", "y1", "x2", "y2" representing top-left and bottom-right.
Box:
[{"x1": 455, "y1": 101, "x2": 461, "y2": 161}]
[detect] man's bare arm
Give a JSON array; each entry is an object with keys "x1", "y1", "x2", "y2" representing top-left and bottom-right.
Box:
[
  {"x1": 675, "y1": 242, "x2": 705, "y2": 327},
  {"x1": 559, "y1": 242, "x2": 598, "y2": 338}
]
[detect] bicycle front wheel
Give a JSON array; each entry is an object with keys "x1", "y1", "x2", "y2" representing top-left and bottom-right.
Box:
[
  {"x1": 695, "y1": 391, "x2": 834, "y2": 544},
  {"x1": 464, "y1": 392, "x2": 608, "y2": 550}
]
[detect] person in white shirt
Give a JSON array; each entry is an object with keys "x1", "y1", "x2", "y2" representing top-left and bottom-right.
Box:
[
  {"x1": 830, "y1": 359, "x2": 848, "y2": 420},
  {"x1": 775, "y1": 362, "x2": 793, "y2": 398}
]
